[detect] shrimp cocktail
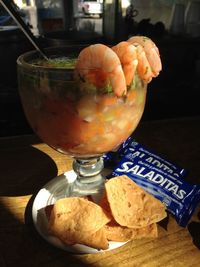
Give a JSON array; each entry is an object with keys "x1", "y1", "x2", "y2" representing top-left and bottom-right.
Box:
[{"x1": 17, "y1": 36, "x2": 162, "y2": 198}]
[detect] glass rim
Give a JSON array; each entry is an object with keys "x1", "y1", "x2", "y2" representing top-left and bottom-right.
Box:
[{"x1": 17, "y1": 45, "x2": 87, "y2": 72}]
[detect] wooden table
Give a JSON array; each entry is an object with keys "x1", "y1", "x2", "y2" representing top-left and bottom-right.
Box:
[{"x1": 0, "y1": 116, "x2": 200, "y2": 267}]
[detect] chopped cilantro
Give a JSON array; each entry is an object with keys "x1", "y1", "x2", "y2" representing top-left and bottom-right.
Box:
[
  {"x1": 32, "y1": 57, "x2": 77, "y2": 69},
  {"x1": 144, "y1": 66, "x2": 149, "y2": 75},
  {"x1": 105, "y1": 84, "x2": 113, "y2": 94},
  {"x1": 128, "y1": 73, "x2": 143, "y2": 91},
  {"x1": 143, "y1": 36, "x2": 149, "y2": 42}
]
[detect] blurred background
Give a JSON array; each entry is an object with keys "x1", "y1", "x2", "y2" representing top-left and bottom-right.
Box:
[{"x1": 0, "y1": 0, "x2": 200, "y2": 137}]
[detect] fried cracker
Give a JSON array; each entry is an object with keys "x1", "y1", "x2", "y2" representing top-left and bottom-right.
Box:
[{"x1": 105, "y1": 175, "x2": 166, "y2": 228}]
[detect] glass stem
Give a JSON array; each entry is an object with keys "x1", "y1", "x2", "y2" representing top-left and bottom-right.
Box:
[{"x1": 71, "y1": 156, "x2": 105, "y2": 196}]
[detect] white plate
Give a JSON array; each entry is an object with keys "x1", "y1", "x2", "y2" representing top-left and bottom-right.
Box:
[{"x1": 32, "y1": 171, "x2": 127, "y2": 254}]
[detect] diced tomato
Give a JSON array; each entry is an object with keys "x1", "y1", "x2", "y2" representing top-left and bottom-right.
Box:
[
  {"x1": 127, "y1": 90, "x2": 137, "y2": 102},
  {"x1": 87, "y1": 69, "x2": 108, "y2": 87},
  {"x1": 97, "y1": 95, "x2": 118, "y2": 109},
  {"x1": 43, "y1": 97, "x2": 75, "y2": 116}
]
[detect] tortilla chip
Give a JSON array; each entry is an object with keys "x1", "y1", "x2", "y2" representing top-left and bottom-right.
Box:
[
  {"x1": 79, "y1": 227, "x2": 109, "y2": 250},
  {"x1": 105, "y1": 175, "x2": 167, "y2": 228},
  {"x1": 104, "y1": 221, "x2": 158, "y2": 242},
  {"x1": 45, "y1": 196, "x2": 91, "y2": 221},
  {"x1": 48, "y1": 197, "x2": 110, "y2": 246},
  {"x1": 99, "y1": 192, "x2": 114, "y2": 220}
]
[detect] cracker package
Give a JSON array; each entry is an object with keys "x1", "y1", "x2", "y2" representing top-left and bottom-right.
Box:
[{"x1": 112, "y1": 141, "x2": 200, "y2": 226}]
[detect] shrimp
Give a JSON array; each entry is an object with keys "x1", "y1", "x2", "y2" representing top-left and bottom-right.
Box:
[
  {"x1": 112, "y1": 41, "x2": 138, "y2": 86},
  {"x1": 134, "y1": 43, "x2": 154, "y2": 82},
  {"x1": 112, "y1": 41, "x2": 154, "y2": 83},
  {"x1": 128, "y1": 36, "x2": 162, "y2": 78},
  {"x1": 75, "y1": 44, "x2": 127, "y2": 97}
]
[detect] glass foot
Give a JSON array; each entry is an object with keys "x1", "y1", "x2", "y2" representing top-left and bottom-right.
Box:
[{"x1": 46, "y1": 170, "x2": 77, "y2": 205}]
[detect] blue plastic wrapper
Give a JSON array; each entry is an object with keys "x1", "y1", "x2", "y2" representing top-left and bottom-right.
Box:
[
  {"x1": 121, "y1": 138, "x2": 188, "y2": 178},
  {"x1": 103, "y1": 137, "x2": 132, "y2": 168},
  {"x1": 104, "y1": 137, "x2": 188, "y2": 178},
  {"x1": 111, "y1": 140, "x2": 200, "y2": 227}
]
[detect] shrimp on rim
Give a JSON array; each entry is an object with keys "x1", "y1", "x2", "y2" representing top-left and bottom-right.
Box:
[
  {"x1": 128, "y1": 36, "x2": 162, "y2": 78},
  {"x1": 75, "y1": 44, "x2": 127, "y2": 97},
  {"x1": 112, "y1": 41, "x2": 138, "y2": 86}
]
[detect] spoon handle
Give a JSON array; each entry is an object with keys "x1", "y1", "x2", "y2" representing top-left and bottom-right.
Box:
[{"x1": 0, "y1": 0, "x2": 48, "y2": 60}]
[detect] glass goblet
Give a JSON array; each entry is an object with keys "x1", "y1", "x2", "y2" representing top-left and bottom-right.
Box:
[{"x1": 17, "y1": 46, "x2": 147, "y2": 202}]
